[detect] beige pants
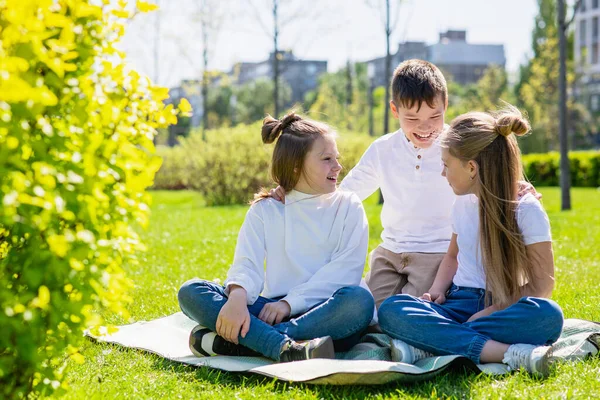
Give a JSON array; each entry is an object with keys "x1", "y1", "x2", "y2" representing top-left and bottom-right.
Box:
[{"x1": 365, "y1": 246, "x2": 445, "y2": 309}]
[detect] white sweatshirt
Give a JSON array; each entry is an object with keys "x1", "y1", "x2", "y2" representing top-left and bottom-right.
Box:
[
  {"x1": 224, "y1": 189, "x2": 369, "y2": 316},
  {"x1": 340, "y1": 129, "x2": 455, "y2": 254}
]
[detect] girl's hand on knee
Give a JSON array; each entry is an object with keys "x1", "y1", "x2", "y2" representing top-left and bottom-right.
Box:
[
  {"x1": 421, "y1": 291, "x2": 446, "y2": 304},
  {"x1": 258, "y1": 300, "x2": 291, "y2": 325},
  {"x1": 216, "y1": 296, "x2": 250, "y2": 344}
]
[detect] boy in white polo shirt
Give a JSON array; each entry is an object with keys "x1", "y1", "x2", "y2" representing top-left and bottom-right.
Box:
[{"x1": 340, "y1": 59, "x2": 453, "y2": 308}]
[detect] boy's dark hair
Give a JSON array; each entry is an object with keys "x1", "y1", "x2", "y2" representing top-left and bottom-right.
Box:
[{"x1": 391, "y1": 59, "x2": 448, "y2": 111}]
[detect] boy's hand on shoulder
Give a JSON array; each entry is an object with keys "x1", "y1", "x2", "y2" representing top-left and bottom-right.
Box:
[
  {"x1": 258, "y1": 300, "x2": 291, "y2": 325},
  {"x1": 518, "y1": 181, "x2": 542, "y2": 200},
  {"x1": 421, "y1": 290, "x2": 446, "y2": 304},
  {"x1": 268, "y1": 186, "x2": 286, "y2": 204},
  {"x1": 216, "y1": 290, "x2": 250, "y2": 344}
]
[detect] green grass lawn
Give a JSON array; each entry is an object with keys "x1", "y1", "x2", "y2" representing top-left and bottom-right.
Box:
[{"x1": 58, "y1": 188, "x2": 600, "y2": 399}]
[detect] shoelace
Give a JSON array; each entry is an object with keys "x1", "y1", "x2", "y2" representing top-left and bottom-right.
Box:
[
  {"x1": 280, "y1": 342, "x2": 309, "y2": 361},
  {"x1": 502, "y1": 344, "x2": 532, "y2": 370},
  {"x1": 413, "y1": 347, "x2": 434, "y2": 362}
]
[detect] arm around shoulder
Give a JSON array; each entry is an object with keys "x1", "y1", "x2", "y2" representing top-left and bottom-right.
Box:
[{"x1": 339, "y1": 142, "x2": 381, "y2": 200}]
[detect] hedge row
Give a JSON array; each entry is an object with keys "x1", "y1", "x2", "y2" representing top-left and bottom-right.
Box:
[
  {"x1": 523, "y1": 151, "x2": 600, "y2": 187},
  {"x1": 154, "y1": 123, "x2": 374, "y2": 205},
  {"x1": 154, "y1": 129, "x2": 600, "y2": 205}
]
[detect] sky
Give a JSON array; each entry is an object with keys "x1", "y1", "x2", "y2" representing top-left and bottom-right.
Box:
[{"x1": 119, "y1": 0, "x2": 539, "y2": 88}]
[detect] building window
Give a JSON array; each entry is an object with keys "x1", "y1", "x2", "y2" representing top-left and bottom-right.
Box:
[
  {"x1": 582, "y1": 0, "x2": 587, "y2": 12},
  {"x1": 593, "y1": 0, "x2": 598, "y2": 9},
  {"x1": 581, "y1": 19, "x2": 588, "y2": 46},
  {"x1": 593, "y1": 43, "x2": 599, "y2": 64},
  {"x1": 594, "y1": 17, "x2": 599, "y2": 41}
]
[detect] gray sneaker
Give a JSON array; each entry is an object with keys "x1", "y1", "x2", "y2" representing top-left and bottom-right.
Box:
[
  {"x1": 502, "y1": 344, "x2": 553, "y2": 377},
  {"x1": 391, "y1": 339, "x2": 434, "y2": 363},
  {"x1": 279, "y1": 336, "x2": 335, "y2": 362}
]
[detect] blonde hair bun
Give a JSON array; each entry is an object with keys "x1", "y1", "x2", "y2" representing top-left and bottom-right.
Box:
[
  {"x1": 495, "y1": 112, "x2": 530, "y2": 137},
  {"x1": 261, "y1": 113, "x2": 302, "y2": 144}
]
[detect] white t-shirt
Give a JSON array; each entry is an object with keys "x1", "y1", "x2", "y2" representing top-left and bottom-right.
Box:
[
  {"x1": 224, "y1": 189, "x2": 369, "y2": 316},
  {"x1": 452, "y1": 193, "x2": 552, "y2": 289},
  {"x1": 340, "y1": 128, "x2": 455, "y2": 254}
]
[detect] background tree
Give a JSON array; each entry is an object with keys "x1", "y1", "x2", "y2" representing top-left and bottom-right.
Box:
[
  {"x1": 242, "y1": 0, "x2": 332, "y2": 117},
  {"x1": 446, "y1": 65, "x2": 512, "y2": 122},
  {"x1": 366, "y1": 0, "x2": 403, "y2": 135},
  {"x1": 194, "y1": 0, "x2": 224, "y2": 140},
  {"x1": 234, "y1": 78, "x2": 291, "y2": 124},
  {"x1": 517, "y1": 0, "x2": 591, "y2": 154},
  {"x1": 307, "y1": 62, "x2": 371, "y2": 133},
  {"x1": 557, "y1": 0, "x2": 583, "y2": 210}
]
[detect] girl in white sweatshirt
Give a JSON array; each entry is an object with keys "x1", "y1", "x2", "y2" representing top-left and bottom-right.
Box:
[{"x1": 178, "y1": 113, "x2": 374, "y2": 362}]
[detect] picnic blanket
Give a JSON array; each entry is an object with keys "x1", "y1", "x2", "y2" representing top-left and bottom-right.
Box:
[{"x1": 85, "y1": 312, "x2": 600, "y2": 385}]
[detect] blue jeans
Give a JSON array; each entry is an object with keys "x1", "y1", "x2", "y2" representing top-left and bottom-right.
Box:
[
  {"x1": 378, "y1": 284, "x2": 564, "y2": 364},
  {"x1": 178, "y1": 279, "x2": 374, "y2": 361}
]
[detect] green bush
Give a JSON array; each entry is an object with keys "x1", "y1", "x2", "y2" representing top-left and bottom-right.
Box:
[
  {"x1": 523, "y1": 151, "x2": 600, "y2": 187},
  {"x1": 156, "y1": 130, "x2": 600, "y2": 205},
  {"x1": 0, "y1": 1, "x2": 176, "y2": 398},
  {"x1": 154, "y1": 125, "x2": 374, "y2": 205}
]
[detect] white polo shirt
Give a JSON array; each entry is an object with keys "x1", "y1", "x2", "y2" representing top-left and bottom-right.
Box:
[
  {"x1": 340, "y1": 129, "x2": 455, "y2": 254},
  {"x1": 452, "y1": 193, "x2": 552, "y2": 289}
]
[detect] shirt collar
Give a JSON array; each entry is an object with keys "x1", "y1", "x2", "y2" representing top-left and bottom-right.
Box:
[{"x1": 286, "y1": 189, "x2": 334, "y2": 205}]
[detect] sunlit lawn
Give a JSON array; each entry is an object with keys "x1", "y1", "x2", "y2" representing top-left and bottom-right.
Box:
[{"x1": 57, "y1": 187, "x2": 600, "y2": 399}]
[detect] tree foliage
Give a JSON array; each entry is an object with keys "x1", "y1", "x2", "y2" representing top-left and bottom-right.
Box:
[
  {"x1": 0, "y1": 1, "x2": 180, "y2": 397},
  {"x1": 446, "y1": 65, "x2": 513, "y2": 122},
  {"x1": 516, "y1": 0, "x2": 594, "y2": 153}
]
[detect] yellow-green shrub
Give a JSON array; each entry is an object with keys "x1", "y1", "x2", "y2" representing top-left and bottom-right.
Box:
[
  {"x1": 154, "y1": 125, "x2": 374, "y2": 205},
  {"x1": 0, "y1": 1, "x2": 177, "y2": 397}
]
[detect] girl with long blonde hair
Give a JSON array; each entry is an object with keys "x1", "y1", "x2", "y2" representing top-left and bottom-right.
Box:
[{"x1": 377, "y1": 105, "x2": 563, "y2": 376}]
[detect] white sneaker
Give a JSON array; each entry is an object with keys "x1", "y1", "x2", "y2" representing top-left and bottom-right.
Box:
[
  {"x1": 502, "y1": 344, "x2": 552, "y2": 377},
  {"x1": 391, "y1": 339, "x2": 434, "y2": 363}
]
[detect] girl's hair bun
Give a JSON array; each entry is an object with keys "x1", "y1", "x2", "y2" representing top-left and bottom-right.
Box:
[{"x1": 261, "y1": 113, "x2": 302, "y2": 144}]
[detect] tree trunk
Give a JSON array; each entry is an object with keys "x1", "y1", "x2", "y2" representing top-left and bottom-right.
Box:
[
  {"x1": 383, "y1": 0, "x2": 391, "y2": 136},
  {"x1": 558, "y1": 0, "x2": 571, "y2": 210},
  {"x1": 273, "y1": 0, "x2": 280, "y2": 117},
  {"x1": 152, "y1": 0, "x2": 160, "y2": 145},
  {"x1": 201, "y1": 8, "x2": 209, "y2": 141},
  {"x1": 346, "y1": 60, "x2": 353, "y2": 130},
  {"x1": 346, "y1": 60, "x2": 353, "y2": 107},
  {"x1": 369, "y1": 79, "x2": 374, "y2": 136}
]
